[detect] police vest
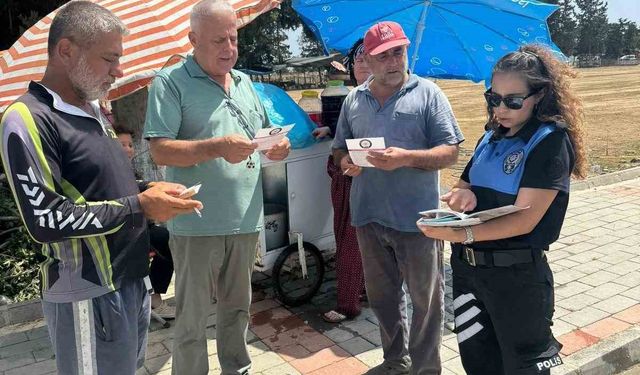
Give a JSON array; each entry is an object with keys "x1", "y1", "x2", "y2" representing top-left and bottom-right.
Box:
[{"x1": 469, "y1": 123, "x2": 558, "y2": 195}]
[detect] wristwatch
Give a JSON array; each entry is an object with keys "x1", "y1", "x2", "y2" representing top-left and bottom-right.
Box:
[{"x1": 462, "y1": 226, "x2": 475, "y2": 245}]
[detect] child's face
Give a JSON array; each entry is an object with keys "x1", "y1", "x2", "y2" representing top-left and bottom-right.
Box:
[{"x1": 117, "y1": 133, "x2": 134, "y2": 160}]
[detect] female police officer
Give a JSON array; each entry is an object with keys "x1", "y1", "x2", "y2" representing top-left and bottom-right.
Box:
[{"x1": 418, "y1": 44, "x2": 587, "y2": 375}]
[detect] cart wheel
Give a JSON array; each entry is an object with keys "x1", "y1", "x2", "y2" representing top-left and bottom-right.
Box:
[{"x1": 272, "y1": 242, "x2": 325, "y2": 307}]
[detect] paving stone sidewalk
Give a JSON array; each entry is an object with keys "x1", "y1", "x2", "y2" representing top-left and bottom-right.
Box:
[{"x1": 1, "y1": 178, "x2": 639, "y2": 375}]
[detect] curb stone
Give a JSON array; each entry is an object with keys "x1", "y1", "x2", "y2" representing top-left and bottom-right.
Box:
[
  {"x1": 571, "y1": 166, "x2": 640, "y2": 192},
  {"x1": 0, "y1": 299, "x2": 43, "y2": 328},
  {"x1": 554, "y1": 326, "x2": 640, "y2": 375}
]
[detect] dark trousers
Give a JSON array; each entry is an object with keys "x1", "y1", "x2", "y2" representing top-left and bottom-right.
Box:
[
  {"x1": 148, "y1": 224, "x2": 173, "y2": 294},
  {"x1": 451, "y1": 246, "x2": 563, "y2": 375}
]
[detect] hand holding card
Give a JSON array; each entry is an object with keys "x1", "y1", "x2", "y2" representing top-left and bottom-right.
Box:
[
  {"x1": 178, "y1": 183, "x2": 201, "y2": 199},
  {"x1": 252, "y1": 125, "x2": 294, "y2": 151},
  {"x1": 346, "y1": 137, "x2": 386, "y2": 167},
  {"x1": 178, "y1": 183, "x2": 202, "y2": 217}
]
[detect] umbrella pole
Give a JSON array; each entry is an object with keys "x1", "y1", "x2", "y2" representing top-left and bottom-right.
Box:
[{"x1": 410, "y1": 1, "x2": 432, "y2": 73}]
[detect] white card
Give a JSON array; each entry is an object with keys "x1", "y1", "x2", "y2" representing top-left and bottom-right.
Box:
[
  {"x1": 252, "y1": 125, "x2": 294, "y2": 151},
  {"x1": 346, "y1": 137, "x2": 386, "y2": 167},
  {"x1": 178, "y1": 183, "x2": 202, "y2": 199}
]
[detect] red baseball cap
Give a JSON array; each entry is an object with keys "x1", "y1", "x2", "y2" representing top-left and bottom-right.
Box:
[{"x1": 363, "y1": 21, "x2": 410, "y2": 55}]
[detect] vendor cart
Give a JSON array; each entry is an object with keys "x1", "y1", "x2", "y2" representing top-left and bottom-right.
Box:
[{"x1": 256, "y1": 140, "x2": 334, "y2": 306}]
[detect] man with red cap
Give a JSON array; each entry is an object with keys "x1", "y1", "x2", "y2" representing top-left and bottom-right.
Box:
[{"x1": 332, "y1": 21, "x2": 464, "y2": 374}]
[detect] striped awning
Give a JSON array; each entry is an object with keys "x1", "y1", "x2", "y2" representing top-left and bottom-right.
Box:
[{"x1": 0, "y1": 0, "x2": 280, "y2": 112}]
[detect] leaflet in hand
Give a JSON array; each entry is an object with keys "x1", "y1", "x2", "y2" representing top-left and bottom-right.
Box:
[
  {"x1": 178, "y1": 183, "x2": 201, "y2": 199},
  {"x1": 346, "y1": 137, "x2": 386, "y2": 167},
  {"x1": 417, "y1": 205, "x2": 529, "y2": 227},
  {"x1": 178, "y1": 183, "x2": 202, "y2": 218},
  {"x1": 252, "y1": 125, "x2": 294, "y2": 151}
]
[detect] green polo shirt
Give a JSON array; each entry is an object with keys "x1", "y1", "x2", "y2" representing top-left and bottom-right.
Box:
[{"x1": 143, "y1": 55, "x2": 270, "y2": 236}]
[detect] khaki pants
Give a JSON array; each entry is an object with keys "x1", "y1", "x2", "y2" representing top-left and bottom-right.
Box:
[{"x1": 169, "y1": 233, "x2": 259, "y2": 375}]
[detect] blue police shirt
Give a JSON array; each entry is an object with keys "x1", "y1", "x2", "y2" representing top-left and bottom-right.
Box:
[
  {"x1": 332, "y1": 74, "x2": 464, "y2": 232},
  {"x1": 461, "y1": 119, "x2": 575, "y2": 250}
]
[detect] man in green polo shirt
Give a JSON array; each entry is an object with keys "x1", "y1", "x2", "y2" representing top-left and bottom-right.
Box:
[{"x1": 143, "y1": 1, "x2": 290, "y2": 374}]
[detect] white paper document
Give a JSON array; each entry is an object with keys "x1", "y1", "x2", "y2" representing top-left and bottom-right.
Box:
[
  {"x1": 346, "y1": 137, "x2": 386, "y2": 167},
  {"x1": 178, "y1": 183, "x2": 201, "y2": 199},
  {"x1": 178, "y1": 183, "x2": 203, "y2": 218},
  {"x1": 252, "y1": 125, "x2": 294, "y2": 151},
  {"x1": 417, "y1": 205, "x2": 529, "y2": 227}
]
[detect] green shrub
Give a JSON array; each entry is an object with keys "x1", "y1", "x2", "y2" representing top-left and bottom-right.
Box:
[{"x1": 0, "y1": 171, "x2": 41, "y2": 302}]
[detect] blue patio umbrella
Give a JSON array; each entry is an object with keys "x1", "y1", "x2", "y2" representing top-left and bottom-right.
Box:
[{"x1": 292, "y1": 0, "x2": 564, "y2": 84}]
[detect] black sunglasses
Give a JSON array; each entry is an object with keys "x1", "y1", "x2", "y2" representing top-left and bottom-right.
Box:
[{"x1": 484, "y1": 89, "x2": 539, "y2": 110}]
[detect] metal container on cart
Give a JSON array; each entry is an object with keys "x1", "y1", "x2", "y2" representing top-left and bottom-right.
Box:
[
  {"x1": 320, "y1": 80, "x2": 349, "y2": 131},
  {"x1": 257, "y1": 140, "x2": 334, "y2": 306},
  {"x1": 263, "y1": 203, "x2": 288, "y2": 250}
]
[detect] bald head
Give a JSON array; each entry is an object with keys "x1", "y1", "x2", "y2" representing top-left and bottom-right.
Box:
[
  {"x1": 188, "y1": 0, "x2": 239, "y2": 80},
  {"x1": 190, "y1": 0, "x2": 236, "y2": 33}
]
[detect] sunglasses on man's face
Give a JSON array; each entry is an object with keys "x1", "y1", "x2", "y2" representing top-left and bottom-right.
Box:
[{"x1": 484, "y1": 89, "x2": 539, "y2": 110}]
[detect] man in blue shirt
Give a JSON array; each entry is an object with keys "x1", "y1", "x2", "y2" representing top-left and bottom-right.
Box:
[{"x1": 332, "y1": 21, "x2": 464, "y2": 375}]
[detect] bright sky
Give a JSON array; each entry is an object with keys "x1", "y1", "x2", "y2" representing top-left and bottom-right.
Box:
[
  {"x1": 286, "y1": 0, "x2": 640, "y2": 57},
  {"x1": 607, "y1": 0, "x2": 640, "y2": 23}
]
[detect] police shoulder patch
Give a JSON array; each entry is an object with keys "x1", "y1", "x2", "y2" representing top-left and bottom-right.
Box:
[{"x1": 503, "y1": 149, "x2": 524, "y2": 174}]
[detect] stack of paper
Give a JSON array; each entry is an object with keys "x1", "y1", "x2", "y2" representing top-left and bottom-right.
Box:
[{"x1": 417, "y1": 205, "x2": 528, "y2": 227}]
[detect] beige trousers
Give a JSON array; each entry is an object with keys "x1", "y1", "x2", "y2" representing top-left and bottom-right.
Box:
[{"x1": 169, "y1": 233, "x2": 259, "y2": 375}]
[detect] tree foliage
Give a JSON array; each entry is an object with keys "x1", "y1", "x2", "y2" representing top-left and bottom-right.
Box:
[
  {"x1": 0, "y1": 0, "x2": 68, "y2": 50},
  {"x1": 0, "y1": 170, "x2": 41, "y2": 302},
  {"x1": 299, "y1": 25, "x2": 325, "y2": 58},
  {"x1": 575, "y1": 0, "x2": 609, "y2": 56},
  {"x1": 543, "y1": 0, "x2": 579, "y2": 56},
  {"x1": 622, "y1": 21, "x2": 640, "y2": 55},
  {"x1": 605, "y1": 19, "x2": 626, "y2": 58},
  {"x1": 236, "y1": 0, "x2": 300, "y2": 69},
  {"x1": 542, "y1": 0, "x2": 640, "y2": 59}
]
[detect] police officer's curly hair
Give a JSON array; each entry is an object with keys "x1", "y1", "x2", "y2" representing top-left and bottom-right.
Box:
[{"x1": 487, "y1": 44, "x2": 587, "y2": 179}]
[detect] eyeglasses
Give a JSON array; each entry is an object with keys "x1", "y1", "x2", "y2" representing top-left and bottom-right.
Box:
[
  {"x1": 225, "y1": 99, "x2": 258, "y2": 169},
  {"x1": 225, "y1": 99, "x2": 255, "y2": 140},
  {"x1": 484, "y1": 89, "x2": 539, "y2": 110}
]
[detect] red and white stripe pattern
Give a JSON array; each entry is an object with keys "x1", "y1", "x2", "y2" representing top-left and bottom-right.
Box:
[{"x1": 0, "y1": 0, "x2": 280, "y2": 112}]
